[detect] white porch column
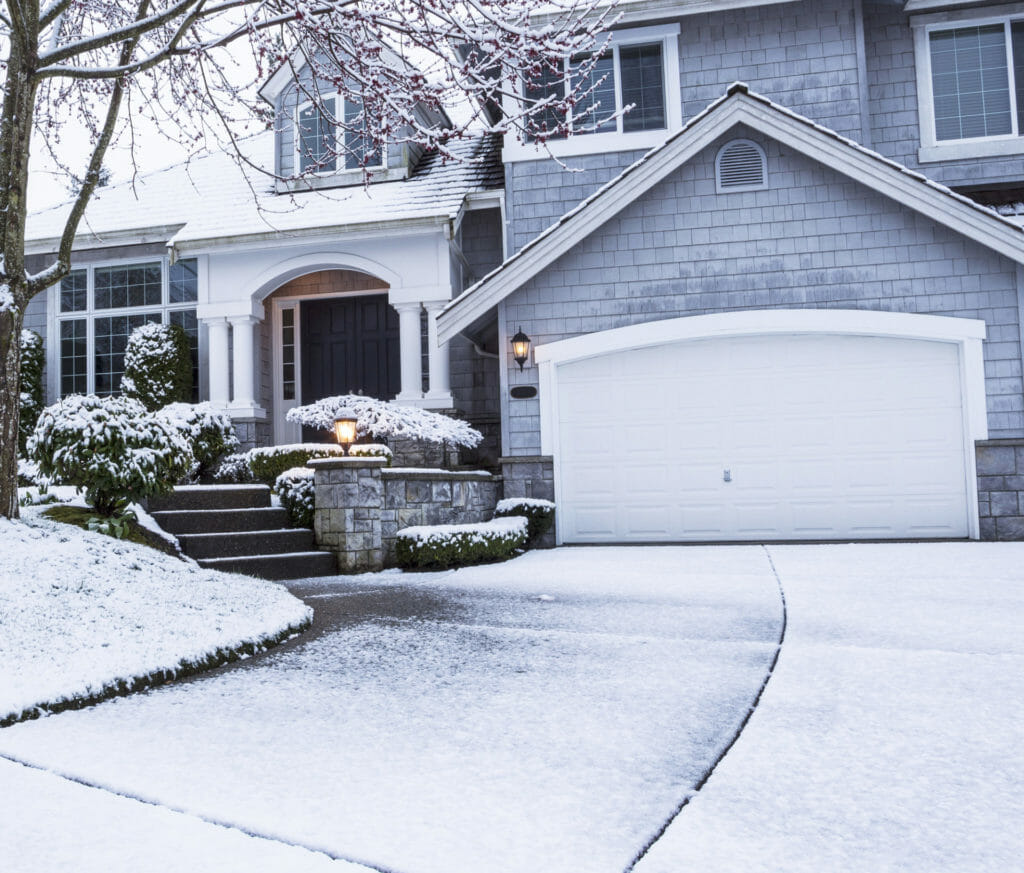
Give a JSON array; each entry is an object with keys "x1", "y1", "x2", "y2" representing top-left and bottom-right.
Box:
[
  {"x1": 423, "y1": 300, "x2": 453, "y2": 406},
  {"x1": 394, "y1": 302, "x2": 424, "y2": 402},
  {"x1": 206, "y1": 318, "x2": 230, "y2": 408},
  {"x1": 229, "y1": 315, "x2": 259, "y2": 411}
]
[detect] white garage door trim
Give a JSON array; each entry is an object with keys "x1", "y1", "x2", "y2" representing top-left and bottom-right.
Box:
[{"x1": 535, "y1": 309, "x2": 988, "y2": 543}]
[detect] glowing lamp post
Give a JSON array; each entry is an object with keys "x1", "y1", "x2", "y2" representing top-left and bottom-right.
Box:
[
  {"x1": 333, "y1": 411, "x2": 358, "y2": 456},
  {"x1": 511, "y1": 327, "x2": 532, "y2": 371}
]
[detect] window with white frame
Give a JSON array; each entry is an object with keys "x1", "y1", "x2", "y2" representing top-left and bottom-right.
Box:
[
  {"x1": 296, "y1": 95, "x2": 384, "y2": 173},
  {"x1": 56, "y1": 258, "x2": 199, "y2": 400},
  {"x1": 915, "y1": 7, "x2": 1024, "y2": 160},
  {"x1": 507, "y1": 23, "x2": 681, "y2": 160}
]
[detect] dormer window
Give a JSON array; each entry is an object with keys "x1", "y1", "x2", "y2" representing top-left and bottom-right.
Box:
[
  {"x1": 296, "y1": 94, "x2": 385, "y2": 174},
  {"x1": 505, "y1": 22, "x2": 681, "y2": 162}
]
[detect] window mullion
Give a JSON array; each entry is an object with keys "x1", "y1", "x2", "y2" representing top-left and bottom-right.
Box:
[
  {"x1": 1007, "y1": 21, "x2": 1020, "y2": 136},
  {"x1": 613, "y1": 45, "x2": 623, "y2": 134}
]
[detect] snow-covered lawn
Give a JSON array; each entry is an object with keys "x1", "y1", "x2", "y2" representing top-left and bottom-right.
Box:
[
  {"x1": 0, "y1": 546, "x2": 782, "y2": 873},
  {"x1": 634, "y1": 542, "x2": 1024, "y2": 873},
  {"x1": 0, "y1": 502, "x2": 312, "y2": 726}
]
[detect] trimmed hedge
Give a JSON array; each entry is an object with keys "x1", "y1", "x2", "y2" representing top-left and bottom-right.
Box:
[
  {"x1": 275, "y1": 467, "x2": 315, "y2": 528},
  {"x1": 121, "y1": 322, "x2": 193, "y2": 411},
  {"x1": 216, "y1": 442, "x2": 392, "y2": 485},
  {"x1": 396, "y1": 516, "x2": 528, "y2": 570},
  {"x1": 494, "y1": 498, "x2": 555, "y2": 545}
]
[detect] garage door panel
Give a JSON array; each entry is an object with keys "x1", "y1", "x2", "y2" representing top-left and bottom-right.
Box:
[{"x1": 556, "y1": 332, "x2": 970, "y2": 542}]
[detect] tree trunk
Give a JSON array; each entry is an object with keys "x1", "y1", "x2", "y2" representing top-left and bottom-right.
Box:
[{"x1": 0, "y1": 306, "x2": 23, "y2": 519}]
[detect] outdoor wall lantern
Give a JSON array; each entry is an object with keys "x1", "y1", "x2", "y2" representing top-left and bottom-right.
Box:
[
  {"x1": 511, "y1": 327, "x2": 532, "y2": 371},
  {"x1": 333, "y1": 411, "x2": 358, "y2": 455}
]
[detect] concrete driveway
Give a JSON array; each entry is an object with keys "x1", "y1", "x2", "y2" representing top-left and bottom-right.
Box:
[{"x1": 2, "y1": 543, "x2": 1022, "y2": 872}]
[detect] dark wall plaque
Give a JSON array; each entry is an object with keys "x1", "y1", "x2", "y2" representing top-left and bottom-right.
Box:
[{"x1": 510, "y1": 386, "x2": 538, "y2": 399}]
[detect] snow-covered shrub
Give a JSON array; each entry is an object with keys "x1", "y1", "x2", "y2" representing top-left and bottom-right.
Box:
[
  {"x1": 29, "y1": 394, "x2": 193, "y2": 516},
  {"x1": 18, "y1": 328, "x2": 45, "y2": 455},
  {"x1": 349, "y1": 443, "x2": 393, "y2": 462},
  {"x1": 494, "y1": 498, "x2": 555, "y2": 546},
  {"x1": 246, "y1": 443, "x2": 345, "y2": 485},
  {"x1": 395, "y1": 517, "x2": 528, "y2": 570},
  {"x1": 213, "y1": 452, "x2": 253, "y2": 483},
  {"x1": 275, "y1": 467, "x2": 315, "y2": 528},
  {"x1": 287, "y1": 394, "x2": 482, "y2": 450},
  {"x1": 159, "y1": 402, "x2": 239, "y2": 481},
  {"x1": 121, "y1": 322, "x2": 192, "y2": 411},
  {"x1": 16, "y1": 456, "x2": 44, "y2": 488}
]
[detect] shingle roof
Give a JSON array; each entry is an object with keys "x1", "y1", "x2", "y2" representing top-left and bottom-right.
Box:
[{"x1": 26, "y1": 132, "x2": 503, "y2": 252}]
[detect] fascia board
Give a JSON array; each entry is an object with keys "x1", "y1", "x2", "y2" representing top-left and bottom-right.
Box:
[
  {"x1": 25, "y1": 225, "x2": 184, "y2": 256},
  {"x1": 437, "y1": 102, "x2": 746, "y2": 344}
]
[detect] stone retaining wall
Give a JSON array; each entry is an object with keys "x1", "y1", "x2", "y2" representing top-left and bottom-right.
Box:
[
  {"x1": 976, "y1": 439, "x2": 1024, "y2": 541},
  {"x1": 311, "y1": 458, "x2": 498, "y2": 571}
]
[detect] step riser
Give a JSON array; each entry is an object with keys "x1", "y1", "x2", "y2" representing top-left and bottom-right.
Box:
[
  {"x1": 179, "y1": 530, "x2": 316, "y2": 560},
  {"x1": 148, "y1": 486, "x2": 271, "y2": 512},
  {"x1": 198, "y1": 552, "x2": 338, "y2": 580},
  {"x1": 153, "y1": 508, "x2": 290, "y2": 535}
]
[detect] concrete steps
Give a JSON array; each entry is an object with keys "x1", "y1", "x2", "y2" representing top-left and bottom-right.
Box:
[{"x1": 147, "y1": 486, "x2": 337, "y2": 580}]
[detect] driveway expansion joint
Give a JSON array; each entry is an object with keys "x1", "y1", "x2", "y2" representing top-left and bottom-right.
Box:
[{"x1": 624, "y1": 545, "x2": 789, "y2": 872}]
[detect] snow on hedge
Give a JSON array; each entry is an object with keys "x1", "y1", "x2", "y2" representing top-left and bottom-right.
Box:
[
  {"x1": 121, "y1": 322, "x2": 192, "y2": 411},
  {"x1": 275, "y1": 467, "x2": 315, "y2": 528},
  {"x1": 495, "y1": 497, "x2": 556, "y2": 513},
  {"x1": 399, "y1": 516, "x2": 529, "y2": 544},
  {"x1": 158, "y1": 402, "x2": 239, "y2": 480},
  {"x1": 0, "y1": 507, "x2": 312, "y2": 727},
  {"x1": 396, "y1": 516, "x2": 529, "y2": 570},
  {"x1": 287, "y1": 394, "x2": 482, "y2": 449}
]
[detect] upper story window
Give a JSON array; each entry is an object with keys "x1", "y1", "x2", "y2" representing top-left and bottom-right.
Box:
[
  {"x1": 914, "y1": 7, "x2": 1024, "y2": 162},
  {"x1": 296, "y1": 95, "x2": 384, "y2": 174},
  {"x1": 505, "y1": 22, "x2": 681, "y2": 162}
]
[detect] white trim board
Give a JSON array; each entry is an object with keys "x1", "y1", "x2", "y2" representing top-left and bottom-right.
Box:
[{"x1": 437, "y1": 84, "x2": 1024, "y2": 345}]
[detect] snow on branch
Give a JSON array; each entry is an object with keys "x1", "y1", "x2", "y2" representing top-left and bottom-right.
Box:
[{"x1": 286, "y1": 394, "x2": 483, "y2": 449}]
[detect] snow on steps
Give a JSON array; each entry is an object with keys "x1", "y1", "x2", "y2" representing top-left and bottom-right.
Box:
[{"x1": 148, "y1": 485, "x2": 337, "y2": 580}]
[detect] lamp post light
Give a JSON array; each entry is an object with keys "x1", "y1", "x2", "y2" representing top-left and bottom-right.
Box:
[
  {"x1": 333, "y1": 410, "x2": 358, "y2": 456},
  {"x1": 511, "y1": 327, "x2": 532, "y2": 371}
]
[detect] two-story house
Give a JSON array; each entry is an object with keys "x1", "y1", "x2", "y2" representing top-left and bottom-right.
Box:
[{"x1": 24, "y1": 0, "x2": 1024, "y2": 543}]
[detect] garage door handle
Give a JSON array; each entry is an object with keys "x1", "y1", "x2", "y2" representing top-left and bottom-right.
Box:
[{"x1": 723, "y1": 469, "x2": 732, "y2": 483}]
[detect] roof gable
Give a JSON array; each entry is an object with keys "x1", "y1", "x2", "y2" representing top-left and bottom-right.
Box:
[{"x1": 437, "y1": 83, "x2": 1024, "y2": 344}]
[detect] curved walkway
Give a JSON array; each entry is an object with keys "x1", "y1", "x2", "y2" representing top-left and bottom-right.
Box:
[{"x1": 635, "y1": 542, "x2": 1024, "y2": 873}]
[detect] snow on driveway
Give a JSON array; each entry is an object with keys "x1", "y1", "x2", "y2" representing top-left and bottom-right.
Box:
[
  {"x1": 634, "y1": 542, "x2": 1024, "y2": 873},
  {"x1": 0, "y1": 547, "x2": 782, "y2": 873}
]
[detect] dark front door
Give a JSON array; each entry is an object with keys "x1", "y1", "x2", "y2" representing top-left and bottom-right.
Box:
[{"x1": 300, "y1": 295, "x2": 400, "y2": 440}]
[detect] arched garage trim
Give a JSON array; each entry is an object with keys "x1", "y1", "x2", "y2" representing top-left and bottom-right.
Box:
[{"x1": 535, "y1": 309, "x2": 988, "y2": 542}]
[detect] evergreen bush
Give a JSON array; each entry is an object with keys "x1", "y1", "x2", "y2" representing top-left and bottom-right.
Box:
[
  {"x1": 29, "y1": 394, "x2": 193, "y2": 516},
  {"x1": 121, "y1": 322, "x2": 192, "y2": 411},
  {"x1": 159, "y1": 402, "x2": 239, "y2": 481},
  {"x1": 18, "y1": 329, "x2": 45, "y2": 455},
  {"x1": 275, "y1": 467, "x2": 315, "y2": 528},
  {"x1": 396, "y1": 517, "x2": 528, "y2": 570},
  {"x1": 494, "y1": 498, "x2": 556, "y2": 546}
]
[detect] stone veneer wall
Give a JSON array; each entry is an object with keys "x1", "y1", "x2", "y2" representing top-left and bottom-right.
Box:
[
  {"x1": 311, "y1": 458, "x2": 498, "y2": 571},
  {"x1": 976, "y1": 440, "x2": 1024, "y2": 541},
  {"x1": 380, "y1": 469, "x2": 498, "y2": 563}
]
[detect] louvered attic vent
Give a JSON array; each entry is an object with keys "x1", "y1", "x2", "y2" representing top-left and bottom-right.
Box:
[{"x1": 716, "y1": 139, "x2": 767, "y2": 192}]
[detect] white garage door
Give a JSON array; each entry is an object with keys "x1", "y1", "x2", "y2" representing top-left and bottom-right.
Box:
[{"x1": 556, "y1": 333, "x2": 969, "y2": 542}]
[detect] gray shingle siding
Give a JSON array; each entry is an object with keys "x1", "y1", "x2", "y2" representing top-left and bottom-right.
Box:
[{"x1": 500, "y1": 131, "x2": 1023, "y2": 454}]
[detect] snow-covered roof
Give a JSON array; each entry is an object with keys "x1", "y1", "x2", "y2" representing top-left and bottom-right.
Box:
[
  {"x1": 26, "y1": 133, "x2": 503, "y2": 255},
  {"x1": 437, "y1": 83, "x2": 1024, "y2": 344}
]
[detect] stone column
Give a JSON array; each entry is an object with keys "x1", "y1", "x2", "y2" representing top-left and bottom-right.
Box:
[
  {"x1": 423, "y1": 300, "x2": 453, "y2": 405},
  {"x1": 394, "y1": 302, "x2": 423, "y2": 402},
  {"x1": 205, "y1": 318, "x2": 230, "y2": 407},
  {"x1": 229, "y1": 315, "x2": 258, "y2": 410},
  {"x1": 311, "y1": 457, "x2": 386, "y2": 572}
]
